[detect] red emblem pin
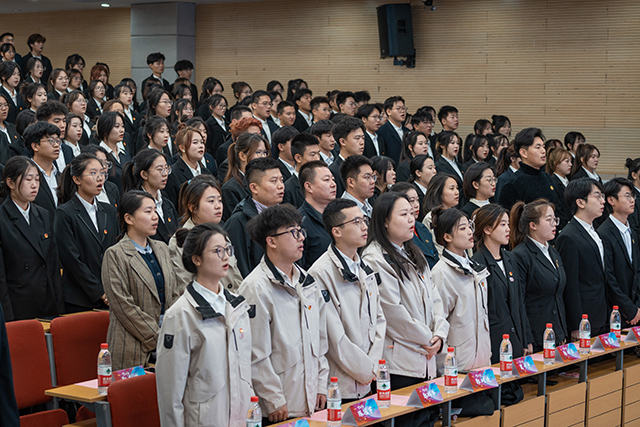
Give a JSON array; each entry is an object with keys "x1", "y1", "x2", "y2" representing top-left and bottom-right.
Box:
[
  {"x1": 104, "y1": 230, "x2": 108, "y2": 234},
  {"x1": 44, "y1": 233, "x2": 49, "y2": 239}
]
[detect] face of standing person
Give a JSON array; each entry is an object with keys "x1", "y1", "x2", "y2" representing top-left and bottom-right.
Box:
[
  {"x1": 125, "y1": 196, "x2": 159, "y2": 239},
  {"x1": 7, "y1": 165, "x2": 40, "y2": 208},
  {"x1": 385, "y1": 197, "x2": 415, "y2": 247},
  {"x1": 191, "y1": 186, "x2": 223, "y2": 225},
  {"x1": 193, "y1": 232, "x2": 231, "y2": 283}
]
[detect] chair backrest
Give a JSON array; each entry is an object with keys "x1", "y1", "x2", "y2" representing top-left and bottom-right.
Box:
[
  {"x1": 50, "y1": 311, "x2": 110, "y2": 386},
  {"x1": 5, "y1": 319, "x2": 53, "y2": 409},
  {"x1": 20, "y1": 409, "x2": 69, "y2": 427},
  {"x1": 108, "y1": 373, "x2": 160, "y2": 427}
]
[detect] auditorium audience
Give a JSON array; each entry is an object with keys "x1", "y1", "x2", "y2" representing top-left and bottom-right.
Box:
[
  {"x1": 329, "y1": 117, "x2": 365, "y2": 197},
  {"x1": 282, "y1": 132, "x2": 321, "y2": 208},
  {"x1": 460, "y1": 162, "x2": 495, "y2": 218},
  {"x1": 0, "y1": 61, "x2": 25, "y2": 124},
  {"x1": 377, "y1": 96, "x2": 409, "y2": 164}
]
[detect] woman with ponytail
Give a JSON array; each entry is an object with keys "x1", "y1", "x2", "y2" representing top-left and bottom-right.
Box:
[
  {"x1": 122, "y1": 148, "x2": 178, "y2": 244},
  {"x1": 168, "y1": 175, "x2": 242, "y2": 293},
  {"x1": 54, "y1": 153, "x2": 119, "y2": 313},
  {"x1": 509, "y1": 199, "x2": 567, "y2": 351}
]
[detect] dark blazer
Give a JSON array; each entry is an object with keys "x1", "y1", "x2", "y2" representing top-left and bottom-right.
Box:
[
  {"x1": 473, "y1": 245, "x2": 531, "y2": 363},
  {"x1": 0, "y1": 199, "x2": 63, "y2": 321},
  {"x1": 221, "y1": 176, "x2": 249, "y2": 221},
  {"x1": 549, "y1": 174, "x2": 571, "y2": 231},
  {"x1": 461, "y1": 158, "x2": 477, "y2": 173},
  {"x1": 104, "y1": 181, "x2": 120, "y2": 209},
  {"x1": 22, "y1": 53, "x2": 53, "y2": 83},
  {"x1": 216, "y1": 137, "x2": 234, "y2": 167},
  {"x1": 86, "y1": 97, "x2": 102, "y2": 121},
  {"x1": 0, "y1": 121, "x2": 26, "y2": 163},
  {"x1": 122, "y1": 110, "x2": 142, "y2": 139},
  {"x1": 261, "y1": 119, "x2": 280, "y2": 149},
  {"x1": 498, "y1": 163, "x2": 563, "y2": 214},
  {"x1": 293, "y1": 111, "x2": 312, "y2": 133},
  {"x1": 105, "y1": 147, "x2": 132, "y2": 193},
  {"x1": 204, "y1": 116, "x2": 230, "y2": 157},
  {"x1": 47, "y1": 90, "x2": 65, "y2": 102},
  {"x1": 435, "y1": 156, "x2": 463, "y2": 190},
  {"x1": 150, "y1": 196, "x2": 178, "y2": 245},
  {"x1": 598, "y1": 217, "x2": 640, "y2": 327},
  {"x1": 512, "y1": 238, "x2": 567, "y2": 351},
  {"x1": 278, "y1": 158, "x2": 293, "y2": 182},
  {"x1": 299, "y1": 201, "x2": 332, "y2": 270},
  {"x1": 223, "y1": 196, "x2": 263, "y2": 278},
  {"x1": 196, "y1": 102, "x2": 211, "y2": 121},
  {"x1": 460, "y1": 200, "x2": 483, "y2": 219},
  {"x1": 164, "y1": 156, "x2": 213, "y2": 208},
  {"x1": 329, "y1": 156, "x2": 345, "y2": 198},
  {"x1": 283, "y1": 175, "x2": 305, "y2": 209},
  {"x1": 0, "y1": 85, "x2": 26, "y2": 124},
  {"x1": 141, "y1": 75, "x2": 172, "y2": 93},
  {"x1": 396, "y1": 161, "x2": 410, "y2": 182},
  {"x1": 377, "y1": 121, "x2": 410, "y2": 165},
  {"x1": 413, "y1": 221, "x2": 439, "y2": 270},
  {"x1": 32, "y1": 166, "x2": 60, "y2": 222},
  {"x1": 54, "y1": 196, "x2": 118, "y2": 312},
  {"x1": 363, "y1": 132, "x2": 386, "y2": 159},
  {"x1": 571, "y1": 167, "x2": 603, "y2": 185},
  {"x1": 413, "y1": 181, "x2": 427, "y2": 223},
  {"x1": 556, "y1": 219, "x2": 608, "y2": 334},
  {"x1": 495, "y1": 167, "x2": 515, "y2": 202}
]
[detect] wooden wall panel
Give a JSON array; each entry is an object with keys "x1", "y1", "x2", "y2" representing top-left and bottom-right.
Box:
[
  {"x1": 0, "y1": 8, "x2": 131, "y2": 85},
  {"x1": 195, "y1": 0, "x2": 640, "y2": 174}
]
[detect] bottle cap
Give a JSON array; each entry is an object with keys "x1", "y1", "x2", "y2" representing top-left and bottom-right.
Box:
[
  {"x1": 379, "y1": 359, "x2": 386, "y2": 364},
  {"x1": 330, "y1": 377, "x2": 338, "y2": 382},
  {"x1": 582, "y1": 314, "x2": 588, "y2": 319},
  {"x1": 100, "y1": 343, "x2": 108, "y2": 349},
  {"x1": 546, "y1": 323, "x2": 553, "y2": 328},
  {"x1": 251, "y1": 396, "x2": 259, "y2": 403},
  {"x1": 613, "y1": 306, "x2": 619, "y2": 310},
  {"x1": 503, "y1": 334, "x2": 509, "y2": 339},
  {"x1": 448, "y1": 347, "x2": 454, "y2": 352}
]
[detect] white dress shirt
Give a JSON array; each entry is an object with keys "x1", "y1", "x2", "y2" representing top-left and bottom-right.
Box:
[
  {"x1": 336, "y1": 247, "x2": 361, "y2": 277},
  {"x1": 13, "y1": 200, "x2": 30, "y2": 224},
  {"x1": 442, "y1": 155, "x2": 463, "y2": 180},
  {"x1": 319, "y1": 151, "x2": 334, "y2": 166},
  {"x1": 75, "y1": 193, "x2": 99, "y2": 232},
  {"x1": 299, "y1": 110, "x2": 313, "y2": 127},
  {"x1": 528, "y1": 236, "x2": 555, "y2": 269},
  {"x1": 583, "y1": 167, "x2": 601, "y2": 182},
  {"x1": 554, "y1": 173, "x2": 569, "y2": 187},
  {"x1": 390, "y1": 121, "x2": 404, "y2": 142},
  {"x1": 254, "y1": 116, "x2": 272, "y2": 143},
  {"x1": 279, "y1": 158, "x2": 296, "y2": 177},
  {"x1": 366, "y1": 131, "x2": 381, "y2": 156},
  {"x1": 610, "y1": 215, "x2": 633, "y2": 261},
  {"x1": 214, "y1": 116, "x2": 226, "y2": 131},
  {"x1": 35, "y1": 162, "x2": 58, "y2": 206},
  {"x1": 192, "y1": 280, "x2": 227, "y2": 314},
  {"x1": 573, "y1": 216, "x2": 604, "y2": 265}
]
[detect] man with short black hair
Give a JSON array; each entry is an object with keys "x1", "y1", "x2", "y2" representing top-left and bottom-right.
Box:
[
  {"x1": 36, "y1": 101, "x2": 73, "y2": 172},
  {"x1": 329, "y1": 117, "x2": 366, "y2": 197},
  {"x1": 557, "y1": 177, "x2": 608, "y2": 337},
  {"x1": 298, "y1": 160, "x2": 336, "y2": 269},
  {"x1": 292, "y1": 88, "x2": 313, "y2": 132},
  {"x1": 437, "y1": 105, "x2": 459, "y2": 132},
  {"x1": 310, "y1": 120, "x2": 337, "y2": 166},
  {"x1": 283, "y1": 133, "x2": 321, "y2": 208},
  {"x1": 377, "y1": 96, "x2": 410, "y2": 164},
  {"x1": 336, "y1": 91, "x2": 357, "y2": 117},
  {"x1": 277, "y1": 100, "x2": 296, "y2": 128},
  {"x1": 22, "y1": 33, "x2": 52, "y2": 83},
  {"x1": 171, "y1": 59, "x2": 198, "y2": 105},
  {"x1": 238, "y1": 204, "x2": 329, "y2": 423},
  {"x1": 564, "y1": 131, "x2": 585, "y2": 158},
  {"x1": 224, "y1": 157, "x2": 284, "y2": 277},
  {"x1": 272, "y1": 125, "x2": 299, "y2": 181},
  {"x1": 308, "y1": 198, "x2": 385, "y2": 402},
  {"x1": 252, "y1": 90, "x2": 279, "y2": 144},
  {"x1": 141, "y1": 52, "x2": 171, "y2": 93},
  {"x1": 311, "y1": 96, "x2": 331, "y2": 124},
  {"x1": 354, "y1": 91, "x2": 371, "y2": 108},
  {"x1": 411, "y1": 111, "x2": 435, "y2": 158},
  {"x1": 340, "y1": 155, "x2": 375, "y2": 218},
  {"x1": 0, "y1": 32, "x2": 23, "y2": 72},
  {"x1": 357, "y1": 104, "x2": 386, "y2": 158}
]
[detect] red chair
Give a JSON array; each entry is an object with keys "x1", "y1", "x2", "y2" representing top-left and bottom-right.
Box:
[
  {"x1": 50, "y1": 311, "x2": 109, "y2": 386},
  {"x1": 6, "y1": 319, "x2": 69, "y2": 426},
  {"x1": 108, "y1": 373, "x2": 160, "y2": 427}
]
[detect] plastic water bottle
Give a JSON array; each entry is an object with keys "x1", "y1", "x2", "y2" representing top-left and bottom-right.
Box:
[
  {"x1": 444, "y1": 347, "x2": 458, "y2": 394},
  {"x1": 611, "y1": 306, "x2": 622, "y2": 339},
  {"x1": 376, "y1": 359, "x2": 391, "y2": 408},
  {"x1": 543, "y1": 324, "x2": 555, "y2": 365},
  {"x1": 246, "y1": 396, "x2": 261, "y2": 427},
  {"x1": 579, "y1": 314, "x2": 591, "y2": 355},
  {"x1": 97, "y1": 343, "x2": 112, "y2": 396},
  {"x1": 327, "y1": 377, "x2": 341, "y2": 426},
  {"x1": 500, "y1": 334, "x2": 513, "y2": 379}
]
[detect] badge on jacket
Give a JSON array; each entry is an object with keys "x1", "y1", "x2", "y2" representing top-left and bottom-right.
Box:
[
  {"x1": 164, "y1": 334, "x2": 174, "y2": 349},
  {"x1": 322, "y1": 290, "x2": 330, "y2": 302}
]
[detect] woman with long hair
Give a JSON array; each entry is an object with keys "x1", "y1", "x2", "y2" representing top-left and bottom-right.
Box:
[
  {"x1": 46, "y1": 68, "x2": 68, "y2": 102},
  {"x1": 97, "y1": 111, "x2": 131, "y2": 190},
  {"x1": 546, "y1": 148, "x2": 573, "y2": 229},
  {"x1": 421, "y1": 173, "x2": 460, "y2": 254},
  {"x1": 408, "y1": 154, "x2": 436, "y2": 222},
  {"x1": 571, "y1": 143, "x2": 602, "y2": 184},
  {"x1": 369, "y1": 155, "x2": 396, "y2": 206},
  {"x1": 460, "y1": 162, "x2": 495, "y2": 218},
  {"x1": 397, "y1": 131, "x2": 429, "y2": 182}
]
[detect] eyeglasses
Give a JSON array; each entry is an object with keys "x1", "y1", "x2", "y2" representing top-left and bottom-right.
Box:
[
  {"x1": 82, "y1": 171, "x2": 108, "y2": 181},
  {"x1": 369, "y1": 115, "x2": 381, "y2": 121},
  {"x1": 624, "y1": 193, "x2": 637, "y2": 202},
  {"x1": 0, "y1": 103, "x2": 8, "y2": 109},
  {"x1": 217, "y1": 104, "x2": 228, "y2": 110},
  {"x1": 483, "y1": 177, "x2": 497, "y2": 185},
  {"x1": 588, "y1": 192, "x2": 605, "y2": 201},
  {"x1": 345, "y1": 102, "x2": 357, "y2": 107},
  {"x1": 159, "y1": 100, "x2": 173, "y2": 106},
  {"x1": 336, "y1": 216, "x2": 369, "y2": 229},
  {"x1": 154, "y1": 165, "x2": 172, "y2": 176},
  {"x1": 258, "y1": 101, "x2": 273, "y2": 107},
  {"x1": 394, "y1": 107, "x2": 407, "y2": 112},
  {"x1": 41, "y1": 137, "x2": 61, "y2": 147},
  {"x1": 544, "y1": 216, "x2": 560, "y2": 226},
  {"x1": 270, "y1": 227, "x2": 307, "y2": 240},
  {"x1": 101, "y1": 160, "x2": 113, "y2": 171},
  {"x1": 75, "y1": 98, "x2": 87, "y2": 104},
  {"x1": 206, "y1": 244, "x2": 235, "y2": 259},
  {"x1": 361, "y1": 173, "x2": 376, "y2": 182}
]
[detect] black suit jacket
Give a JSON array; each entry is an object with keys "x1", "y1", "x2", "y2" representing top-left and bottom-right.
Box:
[
  {"x1": 105, "y1": 147, "x2": 132, "y2": 192},
  {"x1": 122, "y1": 110, "x2": 142, "y2": 140},
  {"x1": 377, "y1": 121, "x2": 409, "y2": 164},
  {"x1": 299, "y1": 201, "x2": 332, "y2": 270},
  {"x1": 495, "y1": 167, "x2": 515, "y2": 202},
  {"x1": 278, "y1": 158, "x2": 293, "y2": 182},
  {"x1": 104, "y1": 181, "x2": 120, "y2": 209},
  {"x1": 261, "y1": 118, "x2": 280, "y2": 149},
  {"x1": 150, "y1": 197, "x2": 178, "y2": 245},
  {"x1": 0, "y1": 199, "x2": 63, "y2": 321},
  {"x1": 0, "y1": 121, "x2": 26, "y2": 163},
  {"x1": 0, "y1": 85, "x2": 26, "y2": 124},
  {"x1": 33, "y1": 166, "x2": 60, "y2": 222},
  {"x1": 550, "y1": 174, "x2": 571, "y2": 230},
  {"x1": 598, "y1": 217, "x2": 640, "y2": 326},
  {"x1": 221, "y1": 177, "x2": 249, "y2": 221},
  {"x1": 22, "y1": 53, "x2": 52, "y2": 83},
  {"x1": 472, "y1": 245, "x2": 531, "y2": 362},
  {"x1": 216, "y1": 137, "x2": 234, "y2": 167},
  {"x1": 630, "y1": 187, "x2": 640, "y2": 243},
  {"x1": 293, "y1": 111, "x2": 311, "y2": 133},
  {"x1": 164, "y1": 156, "x2": 213, "y2": 208},
  {"x1": 435, "y1": 156, "x2": 463, "y2": 189},
  {"x1": 512, "y1": 238, "x2": 567, "y2": 351},
  {"x1": 556, "y1": 219, "x2": 608, "y2": 334},
  {"x1": 363, "y1": 132, "x2": 386, "y2": 158},
  {"x1": 396, "y1": 161, "x2": 410, "y2": 182},
  {"x1": 205, "y1": 116, "x2": 230, "y2": 157},
  {"x1": 141, "y1": 75, "x2": 172, "y2": 93},
  {"x1": 54, "y1": 196, "x2": 118, "y2": 311},
  {"x1": 329, "y1": 156, "x2": 345, "y2": 198},
  {"x1": 86, "y1": 97, "x2": 102, "y2": 121},
  {"x1": 283, "y1": 175, "x2": 305, "y2": 209},
  {"x1": 571, "y1": 167, "x2": 603, "y2": 185},
  {"x1": 223, "y1": 196, "x2": 263, "y2": 278},
  {"x1": 413, "y1": 221, "x2": 439, "y2": 270},
  {"x1": 413, "y1": 181, "x2": 427, "y2": 223}
]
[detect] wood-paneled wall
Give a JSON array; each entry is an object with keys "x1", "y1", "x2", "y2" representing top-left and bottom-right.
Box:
[
  {"x1": 1, "y1": 8, "x2": 131, "y2": 86},
  {"x1": 195, "y1": 0, "x2": 640, "y2": 174}
]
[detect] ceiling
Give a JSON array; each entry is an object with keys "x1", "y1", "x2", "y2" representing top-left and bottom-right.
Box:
[{"x1": 0, "y1": 0, "x2": 248, "y2": 14}]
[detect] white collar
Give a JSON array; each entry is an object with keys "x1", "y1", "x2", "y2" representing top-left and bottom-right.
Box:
[
  {"x1": 336, "y1": 246, "x2": 360, "y2": 276},
  {"x1": 414, "y1": 181, "x2": 427, "y2": 194},
  {"x1": 192, "y1": 280, "x2": 227, "y2": 314},
  {"x1": 366, "y1": 130, "x2": 377, "y2": 140},
  {"x1": 509, "y1": 165, "x2": 518, "y2": 173},
  {"x1": 583, "y1": 167, "x2": 600, "y2": 180},
  {"x1": 390, "y1": 120, "x2": 402, "y2": 132},
  {"x1": 470, "y1": 198, "x2": 490, "y2": 207},
  {"x1": 445, "y1": 249, "x2": 471, "y2": 270},
  {"x1": 279, "y1": 157, "x2": 296, "y2": 175},
  {"x1": 573, "y1": 215, "x2": 596, "y2": 233},
  {"x1": 554, "y1": 173, "x2": 569, "y2": 187},
  {"x1": 100, "y1": 141, "x2": 126, "y2": 157},
  {"x1": 610, "y1": 215, "x2": 630, "y2": 235},
  {"x1": 75, "y1": 193, "x2": 98, "y2": 213},
  {"x1": 528, "y1": 236, "x2": 550, "y2": 253}
]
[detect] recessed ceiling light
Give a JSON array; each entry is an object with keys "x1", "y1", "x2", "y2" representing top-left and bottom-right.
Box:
[{"x1": 101, "y1": 3, "x2": 110, "y2": 7}]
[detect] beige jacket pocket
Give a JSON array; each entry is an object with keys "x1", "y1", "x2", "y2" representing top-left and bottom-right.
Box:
[
  {"x1": 188, "y1": 368, "x2": 228, "y2": 403},
  {"x1": 272, "y1": 343, "x2": 303, "y2": 375}
]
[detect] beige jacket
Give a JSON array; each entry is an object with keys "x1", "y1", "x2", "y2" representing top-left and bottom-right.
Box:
[
  {"x1": 237, "y1": 256, "x2": 329, "y2": 418},
  {"x1": 102, "y1": 237, "x2": 180, "y2": 371},
  {"x1": 432, "y1": 251, "x2": 491, "y2": 374},
  {"x1": 168, "y1": 219, "x2": 243, "y2": 294},
  {"x1": 308, "y1": 245, "x2": 386, "y2": 399},
  {"x1": 156, "y1": 283, "x2": 254, "y2": 427},
  {"x1": 361, "y1": 242, "x2": 449, "y2": 379}
]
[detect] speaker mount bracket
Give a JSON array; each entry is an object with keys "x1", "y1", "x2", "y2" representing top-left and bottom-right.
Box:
[{"x1": 393, "y1": 53, "x2": 415, "y2": 68}]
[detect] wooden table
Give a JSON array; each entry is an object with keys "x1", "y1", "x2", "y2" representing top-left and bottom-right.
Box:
[{"x1": 46, "y1": 384, "x2": 111, "y2": 427}]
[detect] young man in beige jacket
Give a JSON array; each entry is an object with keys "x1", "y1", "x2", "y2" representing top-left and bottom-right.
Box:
[
  {"x1": 308, "y1": 199, "x2": 387, "y2": 402},
  {"x1": 238, "y1": 204, "x2": 329, "y2": 423}
]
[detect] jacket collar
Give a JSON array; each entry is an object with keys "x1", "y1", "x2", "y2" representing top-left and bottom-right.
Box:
[
  {"x1": 442, "y1": 249, "x2": 486, "y2": 276},
  {"x1": 330, "y1": 244, "x2": 374, "y2": 283},
  {"x1": 186, "y1": 282, "x2": 246, "y2": 320},
  {"x1": 263, "y1": 254, "x2": 315, "y2": 288}
]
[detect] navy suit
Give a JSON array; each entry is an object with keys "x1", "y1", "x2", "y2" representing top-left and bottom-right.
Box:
[{"x1": 377, "y1": 121, "x2": 409, "y2": 164}]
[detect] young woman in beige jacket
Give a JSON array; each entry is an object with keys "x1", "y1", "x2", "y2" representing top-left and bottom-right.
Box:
[
  {"x1": 156, "y1": 223, "x2": 253, "y2": 427},
  {"x1": 430, "y1": 207, "x2": 491, "y2": 374},
  {"x1": 361, "y1": 192, "x2": 449, "y2": 426}
]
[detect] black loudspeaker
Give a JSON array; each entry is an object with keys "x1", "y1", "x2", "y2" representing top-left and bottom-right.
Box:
[{"x1": 377, "y1": 3, "x2": 414, "y2": 58}]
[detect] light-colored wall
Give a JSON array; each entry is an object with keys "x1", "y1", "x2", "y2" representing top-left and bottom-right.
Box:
[
  {"x1": 2, "y1": 8, "x2": 131, "y2": 86},
  {"x1": 194, "y1": 0, "x2": 640, "y2": 174}
]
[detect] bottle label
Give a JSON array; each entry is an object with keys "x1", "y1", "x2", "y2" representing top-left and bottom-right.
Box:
[
  {"x1": 543, "y1": 341, "x2": 555, "y2": 359},
  {"x1": 444, "y1": 367, "x2": 458, "y2": 387},
  {"x1": 579, "y1": 331, "x2": 591, "y2": 349},
  {"x1": 327, "y1": 406, "x2": 342, "y2": 422},
  {"x1": 500, "y1": 353, "x2": 513, "y2": 372},
  {"x1": 611, "y1": 323, "x2": 621, "y2": 338},
  {"x1": 377, "y1": 380, "x2": 391, "y2": 401},
  {"x1": 98, "y1": 365, "x2": 112, "y2": 387},
  {"x1": 246, "y1": 422, "x2": 261, "y2": 427}
]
